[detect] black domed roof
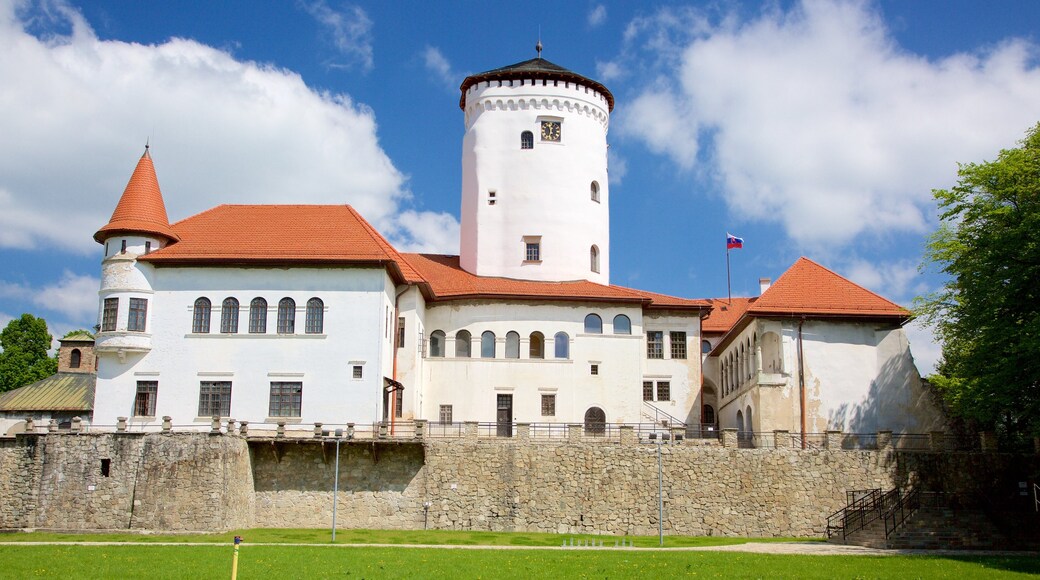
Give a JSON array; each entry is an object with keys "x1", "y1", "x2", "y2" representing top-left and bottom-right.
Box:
[{"x1": 459, "y1": 57, "x2": 614, "y2": 111}]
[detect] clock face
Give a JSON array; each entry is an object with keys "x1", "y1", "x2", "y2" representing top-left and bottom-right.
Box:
[{"x1": 540, "y1": 121, "x2": 561, "y2": 142}]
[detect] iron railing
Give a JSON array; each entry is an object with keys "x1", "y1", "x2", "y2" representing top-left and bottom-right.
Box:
[{"x1": 827, "y1": 488, "x2": 882, "y2": 541}]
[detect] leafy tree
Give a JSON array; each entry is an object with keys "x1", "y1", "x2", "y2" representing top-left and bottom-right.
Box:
[
  {"x1": 0, "y1": 313, "x2": 58, "y2": 393},
  {"x1": 917, "y1": 123, "x2": 1040, "y2": 442},
  {"x1": 62, "y1": 329, "x2": 94, "y2": 339}
]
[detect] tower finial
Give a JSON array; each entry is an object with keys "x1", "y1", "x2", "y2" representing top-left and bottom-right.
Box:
[{"x1": 536, "y1": 27, "x2": 542, "y2": 58}]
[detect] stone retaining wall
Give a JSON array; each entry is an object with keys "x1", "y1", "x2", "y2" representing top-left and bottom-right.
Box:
[{"x1": 1, "y1": 433, "x2": 1036, "y2": 536}]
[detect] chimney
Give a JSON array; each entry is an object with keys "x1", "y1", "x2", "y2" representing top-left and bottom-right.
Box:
[{"x1": 759, "y1": 277, "x2": 772, "y2": 295}]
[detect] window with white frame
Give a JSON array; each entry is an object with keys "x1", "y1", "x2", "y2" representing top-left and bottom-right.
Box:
[{"x1": 524, "y1": 239, "x2": 541, "y2": 262}]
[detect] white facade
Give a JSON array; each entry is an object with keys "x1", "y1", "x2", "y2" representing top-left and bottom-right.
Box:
[{"x1": 460, "y1": 75, "x2": 611, "y2": 284}]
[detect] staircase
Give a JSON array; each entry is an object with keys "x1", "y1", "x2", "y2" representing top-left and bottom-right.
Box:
[{"x1": 886, "y1": 506, "x2": 1008, "y2": 550}]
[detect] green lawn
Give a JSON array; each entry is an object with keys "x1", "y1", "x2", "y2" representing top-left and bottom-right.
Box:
[
  {"x1": 0, "y1": 528, "x2": 810, "y2": 547},
  {"x1": 0, "y1": 545, "x2": 1037, "y2": 579}
]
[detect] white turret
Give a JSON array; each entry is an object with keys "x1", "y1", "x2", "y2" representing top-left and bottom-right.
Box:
[{"x1": 459, "y1": 53, "x2": 613, "y2": 284}]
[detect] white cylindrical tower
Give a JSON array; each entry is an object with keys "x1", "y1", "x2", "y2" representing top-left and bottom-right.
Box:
[{"x1": 459, "y1": 55, "x2": 613, "y2": 284}]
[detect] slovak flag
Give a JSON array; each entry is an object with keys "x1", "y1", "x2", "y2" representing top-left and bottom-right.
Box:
[{"x1": 726, "y1": 233, "x2": 744, "y2": 250}]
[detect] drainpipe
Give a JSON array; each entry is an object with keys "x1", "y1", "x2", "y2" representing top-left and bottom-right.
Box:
[
  {"x1": 390, "y1": 285, "x2": 409, "y2": 436},
  {"x1": 797, "y1": 318, "x2": 807, "y2": 449}
]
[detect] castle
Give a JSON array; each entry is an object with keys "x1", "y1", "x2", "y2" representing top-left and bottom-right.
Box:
[{"x1": 88, "y1": 54, "x2": 945, "y2": 439}]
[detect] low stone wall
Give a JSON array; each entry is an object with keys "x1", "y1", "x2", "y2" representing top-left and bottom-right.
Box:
[{"x1": 1, "y1": 433, "x2": 1036, "y2": 536}]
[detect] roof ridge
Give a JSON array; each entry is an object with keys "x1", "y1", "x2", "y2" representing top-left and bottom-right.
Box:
[{"x1": 785, "y1": 257, "x2": 904, "y2": 310}]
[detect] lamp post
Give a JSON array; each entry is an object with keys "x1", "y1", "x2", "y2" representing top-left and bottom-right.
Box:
[{"x1": 331, "y1": 428, "x2": 342, "y2": 542}]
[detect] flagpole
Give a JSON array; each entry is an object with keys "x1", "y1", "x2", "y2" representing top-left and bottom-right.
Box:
[{"x1": 726, "y1": 247, "x2": 732, "y2": 305}]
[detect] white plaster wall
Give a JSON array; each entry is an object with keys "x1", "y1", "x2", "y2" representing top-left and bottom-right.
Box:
[
  {"x1": 92, "y1": 266, "x2": 393, "y2": 429},
  {"x1": 460, "y1": 80, "x2": 610, "y2": 284},
  {"x1": 420, "y1": 301, "x2": 701, "y2": 426},
  {"x1": 393, "y1": 286, "x2": 427, "y2": 420},
  {"x1": 642, "y1": 312, "x2": 703, "y2": 425}
]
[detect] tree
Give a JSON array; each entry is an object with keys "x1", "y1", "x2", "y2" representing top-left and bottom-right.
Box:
[
  {"x1": 62, "y1": 329, "x2": 94, "y2": 339},
  {"x1": 0, "y1": 313, "x2": 58, "y2": 393},
  {"x1": 917, "y1": 122, "x2": 1040, "y2": 443}
]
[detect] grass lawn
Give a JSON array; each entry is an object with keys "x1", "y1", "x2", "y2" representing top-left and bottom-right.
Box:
[
  {"x1": 0, "y1": 528, "x2": 811, "y2": 547},
  {"x1": 0, "y1": 544, "x2": 1038, "y2": 579}
]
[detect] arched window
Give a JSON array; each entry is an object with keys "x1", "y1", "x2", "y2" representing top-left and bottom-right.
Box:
[
  {"x1": 481, "y1": 331, "x2": 496, "y2": 358},
  {"x1": 612, "y1": 314, "x2": 631, "y2": 335},
  {"x1": 305, "y1": 298, "x2": 324, "y2": 334},
  {"x1": 520, "y1": 130, "x2": 534, "y2": 149},
  {"x1": 529, "y1": 332, "x2": 544, "y2": 359},
  {"x1": 192, "y1": 298, "x2": 211, "y2": 333},
  {"x1": 590, "y1": 245, "x2": 600, "y2": 273},
  {"x1": 249, "y1": 298, "x2": 267, "y2": 334},
  {"x1": 70, "y1": 349, "x2": 81, "y2": 369},
  {"x1": 590, "y1": 181, "x2": 600, "y2": 202},
  {"x1": 505, "y1": 331, "x2": 520, "y2": 358},
  {"x1": 701, "y1": 339, "x2": 712, "y2": 354},
  {"x1": 220, "y1": 298, "x2": 239, "y2": 334},
  {"x1": 584, "y1": 313, "x2": 602, "y2": 334},
  {"x1": 584, "y1": 407, "x2": 606, "y2": 436},
  {"x1": 277, "y1": 298, "x2": 296, "y2": 334},
  {"x1": 455, "y1": 330, "x2": 471, "y2": 358},
  {"x1": 702, "y1": 404, "x2": 716, "y2": 425},
  {"x1": 554, "y1": 332, "x2": 569, "y2": 359},
  {"x1": 429, "y1": 330, "x2": 445, "y2": 357}
]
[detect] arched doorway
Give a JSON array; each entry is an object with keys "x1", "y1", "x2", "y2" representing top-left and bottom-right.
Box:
[
  {"x1": 736, "y1": 410, "x2": 744, "y2": 434},
  {"x1": 584, "y1": 407, "x2": 606, "y2": 436}
]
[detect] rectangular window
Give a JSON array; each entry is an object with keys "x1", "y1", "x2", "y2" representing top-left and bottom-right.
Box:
[
  {"x1": 670, "y1": 331, "x2": 687, "y2": 359},
  {"x1": 133, "y1": 381, "x2": 158, "y2": 417},
  {"x1": 525, "y1": 241, "x2": 540, "y2": 262},
  {"x1": 541, "y1": 394, "x2": 556, "y2": 416},
  {"x1": 128, "y1": 298, "x2": 148, "y2": 332},
  {"x1": 198, "y1": 381, "x2": 232, "y2": 417},
  {"x1": 439, "y1": 404, "x2": 453, "y2": 424},
  {"x1": 395, "y1": 390, "x2": 403, "y2": 418},
  {"x1": 590, "y1": 364, "x2": 599, "y2": 376},
  {"x1": 352, "y1": 365, "x2": 363, "y2": 379},
  {"x1": 268, "y1": 382, "x2": 302, "y2": 417},
  {"x1": 647, "y1": 331, "x2": 664, "y2": 359},
  {"x1": 101, "y1": 298, "x2": 118, "y2": 332},
  {"x1": 120, "y1": 239, "x2": 127, "y2": 254},
  {"x1": 643, "y1": 380, "x2": 654, "y2": 401},
  {"x1": 657, "y1": 381, "x2": 670, "y2": 401},
  {"x1": 397, "y1": 317, "x2": 406, "y2": 348},
  {"x1": 144, "y1": 241, "x2": 151, "y2": 254}
]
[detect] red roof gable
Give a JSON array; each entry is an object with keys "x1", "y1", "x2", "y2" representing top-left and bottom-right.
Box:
[
  {"x1": 402, "y1": 253, "x2": 709, "y2": 310},
  {"x1": 94, "y1": 149, "x2": 179, "y2": 243},
  {"x1": 139, "y1": 204, "x2": 421, "y2": 283},
  {"x1": 748, "y1": 257, "x2": 909, "y2": 319}
]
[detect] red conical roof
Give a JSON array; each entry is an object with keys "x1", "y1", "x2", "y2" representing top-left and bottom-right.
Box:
[{"x1": 94, "y1": 148, "x2": 179, "y2": 244}]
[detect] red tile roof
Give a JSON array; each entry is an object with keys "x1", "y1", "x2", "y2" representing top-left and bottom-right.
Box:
[
  {"x1": 401, "y1": 253, "x2": 709, "y2": 310},
  {"x1": 702, "y1": 297, "x2": 756, "y2": 333},
  {"x1": 94, "y1": 149, "x2": 180, "y2": 243},
  {"x1": 139, "y1": 205, "x2": 421, "y2": 283},
  {"x1": 748, "y1": 257, "x2": 909, "y2": 319}
]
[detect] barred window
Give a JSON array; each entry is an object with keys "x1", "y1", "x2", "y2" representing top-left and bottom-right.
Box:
[
  {"x1": 505, "y1": 331, "x2": 520, "y2": 358},
  {"x1": 481, "y1": 331, "x2": 496, "y2": 358},
  {"x1": 305, "y1": 298, "x2": 324, "y2": 334},
  {"x1": 613, "y1": 314, "x2": 631, "y2": 335},
  {"x1": 249, "y1": 298, "x2": 267, "y2": 334},
  {"x1": 429, "y1": 330, "x2": 446, "y2": 357},
  {"x1": 643, "y1": 380, "x2": 654, "y2": 401},
  {"x1": 657, "y1": 381, "x2": 670, "y2": 401},
  {"x1": 647, "y1": 331, "x2": 664, "y2": 359},
  {"x1": 670, "y1": 332, "x2": 687, "y2": 359},
  {"x1": 198, "y1": 381, "x2": 231, "y2": 417},
  {"x1": 455, "y1": 330, "x2": 471, "y2": 358},
  {"x1": 554, "y1": 332, "x2": 569, "y2": 359},
  {"x1": 134, "y1": 381, "x2": 158, "y2": 417},
  {"x1": 584, "y1": 313, "x2": 602, "y2": 334},
  {"x1": 439, "y1": 405, "x2": 453, "y2": 424},
  {"x1": 520, "y1": 131, "x2": 534, "y2": 149},
  {"x1": 541, "y1": 394, "x2": 556, "y2": 416},
  {"x1": 102, "y1": 298, "x2": 118, "y2": 332},
  {"x1": 277, "y1": 298, "x2": 295, "y2": 334},
  {"x1": 268, "y1": 382, "x2": 302, "y2": 417},
  {"x1": 128, "y1": 298, "x2": 147, "y2": 332},
  {"x1": 220, "y1": 298, "x2": 239, "y2": 334},
  {"x1": 192, "y1": 298, "x2": 211, "y2": 334}
]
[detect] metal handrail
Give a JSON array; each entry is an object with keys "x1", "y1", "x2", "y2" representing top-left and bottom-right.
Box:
[
  {"x1": 641, "y1": 401, "x2": 687, "y2": 427},
  {"x1": 883, "y1": 487, "x2": 920, "y2": 538},
  {"x1": 826, "y1": 488, "x2": 882, "y2": 541}
]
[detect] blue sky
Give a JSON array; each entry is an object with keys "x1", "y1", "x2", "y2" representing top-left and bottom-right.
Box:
[{"x1": 2, "y1": 0, "x2": 1040, "y2": 375}]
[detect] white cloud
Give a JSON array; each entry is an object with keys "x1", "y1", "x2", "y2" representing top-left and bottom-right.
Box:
[
  {"x1": 607, "y1": 148, "x2": 627, "y2": 185},
  {"x1": 588, "y1": 5, "x2": 607, "y2": 28},
  {"x1": 613, "y1": 0, "x2": 1040, "y2": 251},
  {"x1": 595, "y1": 60, "x2": 624, "y2": 82},
  {"x1": 0, "y1": 2, "x2": 454, "y2": 256},
  {"x1": 422, "y1": 46, "x2": 457, "y2": 90},
  {"x1": 390, "y1": 210, "x2": 460, "y2": 254},
  {"x1": 299, "y1": 0, "x2": 374, "y2": 71},
  {"x1": 0, "y1": 271, "x2": 100, "y2": 322},
  {"x1": 904, "y1": 319, "x2": 940, "y2": 376},
  {"x1": 843, "y1": 258, "x2": 920, "y2": 301}
]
